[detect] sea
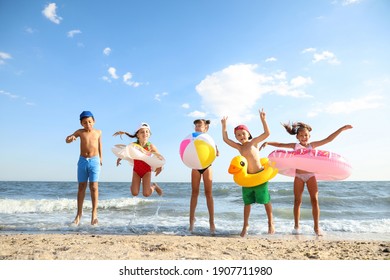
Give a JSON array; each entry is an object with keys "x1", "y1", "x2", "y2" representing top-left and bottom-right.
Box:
[{"x1": 0, "y1": 181, "x2": 389, "y2": 241}]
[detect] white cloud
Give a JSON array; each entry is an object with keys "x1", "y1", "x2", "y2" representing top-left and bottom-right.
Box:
[
  {"x1": 303, "y1": 48, "x2": 340, "y2": 65},
  {"x1": 154, "y1": 92, "x2": 168, "y2": 101},
  {"x1": 282, "y1": 76, "x2": 314, "y2": 98},
  {"x1": 325, "y1": 95, "x2": 383, "y2": 114},
  {"x1": 123, "y1": 72, "x2": 132, "y2": 83},
  {"x1": 67, "y1": 30, "x2": 82, "y2": 38},
  {"x1": 338, "y1": 0, "x2": 361, "y2": 6},
  {"x1": 102, "y1": 76, "x2": 111, "y2": 83},
  {"x1": 265, "y1": 57, "x2": 277, "y2": 62},
  {"x1": 123, "y1": 72, "x2": 141, "y2": 87},
  {"x1": 103, "y1": 68, "x2": 141, "y2": 87},
  {"x1": 195, "y1": 64, "x2": 269, "y2": 124},
  {"x1": 188, "y1": 110, "x2": 207, "y2": 118},
  {"x1": 302, "y1": 47, "x2": 316, "y2": 53},
  {"x1": 0, "y1": 90, "x2": 18, "y2": 99},
  {"x1": 182, "y1": 103, "x2": 190, "y2": 109},
  {"x1": 291, "y1": 76, "x2": 313, "y2": 88},
  {"x1": 195, "y1": 64, "x2": 313, "y2": 124},
  {"x1": 274, "y1": 71, "x2": 287, "y2": 80},
  {"x1": 0, "y1": 89, "x2": 35, "y2": 105},
  {"x1": 42, "y1": 3, "x2": 62, "y2": 24},
  {"x1": 0, "y1": 52, "x2": 12, "y2": 64},
  {"x1": 108, "y1": 67, "x2": 119, "y2": 79},
  {"x1": 308, "y1": 95, "x2": 384, "y2": 116},
  {"x1": 313, "y1": 51, "x2": 340, "y2": 65},
  {"x1": 25, "y1": 27, "x2": 37, "y2": 34},
  {"x1": 103, "y1": 47, "x2": 111, "y2": 56}
]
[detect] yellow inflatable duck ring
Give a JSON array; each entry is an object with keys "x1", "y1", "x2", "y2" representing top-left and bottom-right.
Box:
[{"x1": 228, "y1": 156, "x2": 278, "y2": 187}]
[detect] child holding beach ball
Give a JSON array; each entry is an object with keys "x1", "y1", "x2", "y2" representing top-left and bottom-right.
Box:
[{"x1": 179, "y1": 119, "x2": 219, "y2": 235}]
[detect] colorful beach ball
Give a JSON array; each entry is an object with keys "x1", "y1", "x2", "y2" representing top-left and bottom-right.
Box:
[{"x1": 179, "y1": 132, "x2": 216, "y2": 170}]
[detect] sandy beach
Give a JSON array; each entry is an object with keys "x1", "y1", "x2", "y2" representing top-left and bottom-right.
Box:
[{"x1": 1, "y1": 233, "x2": 389, "y2": 260}]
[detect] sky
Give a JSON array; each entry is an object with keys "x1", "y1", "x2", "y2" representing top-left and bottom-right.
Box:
[{"x1": 0, "y1": 0, "x2": 389, "y2": 182}]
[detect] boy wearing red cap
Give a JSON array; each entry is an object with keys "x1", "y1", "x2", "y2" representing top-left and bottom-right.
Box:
[
  {"x1": 65, "y1": 111, "x2": 102, "y2": 226},
  {"x1": 221, "y1": 109, "x2": 274, "y2": 237}
]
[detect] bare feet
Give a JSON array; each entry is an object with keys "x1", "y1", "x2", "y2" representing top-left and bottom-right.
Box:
[
  {"x1": 189, "y1": 218, "x2": 195, "y2": 233},
  {"x1": 314, "y1": 227, "x2": 323, "y2": 236},
  {"x1": 210, "y1": 223, "x2": 216, "y2": 236},
  {"x1": 72, "y1": 215, "x2": 81, "y2": 226},
  {"x1": 268, "y1": 223, "x2": 275, "y2": 234},
  {"x1": 152, "y1": 183, "x2": 163, "y2": 196},
  {"x1": 91, "y1": 218, "x2": 98, "y2": 226},
  {"x1": 292, "y1": 227, "x2": 300, "y2": 235},
  {"x1": 240, "y1": 225, "x2": 249, "y2": 238}
]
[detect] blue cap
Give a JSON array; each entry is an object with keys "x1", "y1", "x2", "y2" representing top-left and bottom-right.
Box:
[{"x1": 80, "y1": 111, "x2": 94, "y2": 120}]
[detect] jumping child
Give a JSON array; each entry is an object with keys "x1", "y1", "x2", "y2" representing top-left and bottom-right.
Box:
[
  {"x1": 114, "y1": 123, "x2": 163, "y2": 197},
  {"x1": 261, "y1": 122, "x2": 352, "y2": 235},
  {"x1": 65, "y1": 111, "x2": 102, "y2": 226},
  {"x1": 221, "y1": 109, "x2": 274, "y2": 237}
]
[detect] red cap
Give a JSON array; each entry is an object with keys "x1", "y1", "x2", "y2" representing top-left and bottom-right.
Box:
[{"x1": 234, "y1": 124, "x2": 252, "y2": 139}]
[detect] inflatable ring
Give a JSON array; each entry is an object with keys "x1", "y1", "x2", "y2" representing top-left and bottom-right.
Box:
[
  {"x1": 112, "y1": 143, "x2": 165, "y2": 170},
  {"x1": 228, "y1": 155, "x2": 278, "y2": 187},
  {"x1": 268, "y1": 148, "x2": 351, "y2": 180}
]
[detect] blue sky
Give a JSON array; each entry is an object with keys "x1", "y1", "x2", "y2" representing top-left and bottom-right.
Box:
[{"x1": 1, "y1": 0, "x2": 389, "y2": 182}]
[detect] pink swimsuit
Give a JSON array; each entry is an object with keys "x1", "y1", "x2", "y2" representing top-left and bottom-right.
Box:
[{"x1": 294, "y1": 143, "x2": 315, "y2": 183}]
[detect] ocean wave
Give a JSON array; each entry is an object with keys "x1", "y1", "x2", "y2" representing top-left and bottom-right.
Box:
[
  {"x1": 0, "y1": 197, "x2": 157, "y2": 214},
  {"x1": 321, "y1": 218, "x2": 390, "y2": 234}
]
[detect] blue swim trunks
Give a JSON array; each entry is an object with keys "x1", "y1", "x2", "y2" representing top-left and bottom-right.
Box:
[{"x1": 77, "y1": 156, "x2": 101, "y2": 183}]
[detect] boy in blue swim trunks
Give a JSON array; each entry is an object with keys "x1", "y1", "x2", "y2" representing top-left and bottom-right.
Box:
[
  {"x1": 221, "y1": 109, "x2": 274, "y2": 237},
  {"x1": 66, "y1": 111, "x2": 102, "y2": 226}
]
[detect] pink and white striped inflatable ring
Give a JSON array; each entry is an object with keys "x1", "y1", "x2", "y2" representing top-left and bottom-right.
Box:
[{"x1": 268, "y1": 149, "x2": 352, "y2": 181}]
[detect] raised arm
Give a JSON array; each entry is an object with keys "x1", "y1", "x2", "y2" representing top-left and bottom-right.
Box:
[
  {"x1": 251, "y1": 109, "x2": 270, "y2": 146},
  {"x1": 221, "y1": 116, "x2": 241, "y2": 150},
  {"x1": 311, "y1": 125, "x2": 353, "y2": 149}
]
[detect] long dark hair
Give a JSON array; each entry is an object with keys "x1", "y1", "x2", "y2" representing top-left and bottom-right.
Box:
[
  {"x1": 122, "y1": 123, "x2": 151, "y2": 138},
  {"x1": 282, "y1": 121, "x2": 312, "y2": 135},
  {"x1": 193, "y1": 119, "x2": 210, "y2": 125}
]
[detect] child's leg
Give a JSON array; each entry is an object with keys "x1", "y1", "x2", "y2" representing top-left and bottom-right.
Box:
[
  {"x1": 140, "y1": 172, "x2": 163, "y2": 196},
  {"x1": 264, "y1": 203, "x2": 275, "y2": 234},
  {"x1": 306, "y1": 177, "x2": 322, "y2": 235},
  {"x1": 189, "y1": 169, "x2": 201, "y2": 232},
  {"x1": 130, "y1": 173, "x2": 141, "y2": 196},
  {"x1": 73, "y1": 182, "x2": 87, "y2": 225},
  {"x1": 151, "y1": 183, "x2": 163, "y2": 196},
  {"x1": 203, "y1": 167, "x2": 215, "y2": 235},
  {"x1": 241, "y1": 204, "x2": 251, "y2": 237},
  {"x1": 89, "y1": 181, "x2": 99, "y2": 225},
  {"x1": 293, "y1": 177, "x2": 305, "y2": 231},
  {"x1": 141, "y1": 172, "x2": 152, "y2": 197}
]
